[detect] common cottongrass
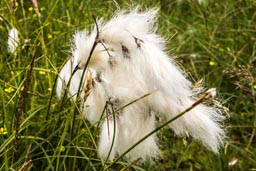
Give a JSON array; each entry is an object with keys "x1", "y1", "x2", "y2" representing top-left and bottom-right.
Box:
[
  {"x1": 7, "y1": 27, "x2": 19, "y2": 55},
  {"x1": 57, "y1": 8, "x2": 226, "y2": 162}
]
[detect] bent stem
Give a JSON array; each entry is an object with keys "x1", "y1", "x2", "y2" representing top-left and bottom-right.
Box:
[
  {"x1": 70, "y1": 16, "x2": 100, "y2": 139},
  {"x1": 101, "y1": 102, "x2": 117, "y2": 170},
  {"x1": 103, "y1": 89, "x2": 216, "y2": 170}
]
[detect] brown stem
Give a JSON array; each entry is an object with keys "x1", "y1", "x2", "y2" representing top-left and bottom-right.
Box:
[{"x1": 15, "y1": 48, "x2": 37, "y2": 147}]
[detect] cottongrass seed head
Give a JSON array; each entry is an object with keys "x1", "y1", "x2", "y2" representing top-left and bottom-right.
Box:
[
  {"x1": 56, "y1": 8, "x2": 227, "y2": 162},
  {"x1": 8, "y1": 27, "x2": 19, "y2": 55}
]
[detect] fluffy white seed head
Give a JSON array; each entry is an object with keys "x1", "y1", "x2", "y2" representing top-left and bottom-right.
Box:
[
  {"x1": 58, "y1": 8, "x2": 227, "y2": 162},
  {"x1": 72, "y1": 26, "x2": 109, "y2": 73},
  {"x1": 116, "y1": 104, "x2": 159, "y2": 161},
  {"x1": 98, "y1": 118, "x2": 119, "y2": 161},
  {"x1": 8, "y1": 27, "x2": 19, "y2": 54},
  {"x1": 81, "y1": 75, "x2": 107, "y2": 125},
  {"x1": 56, "y1": 59, "x2": 86, "y2": 100}
]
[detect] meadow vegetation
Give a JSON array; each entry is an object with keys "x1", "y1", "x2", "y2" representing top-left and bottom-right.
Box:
[{"x1": 0, "y1": 0, "x2": 255, "y2": 170}]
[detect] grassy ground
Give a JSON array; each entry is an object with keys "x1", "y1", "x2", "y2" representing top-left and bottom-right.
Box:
[{"x1": 0, "y1": 0, "x2": 255, "y2": 170}]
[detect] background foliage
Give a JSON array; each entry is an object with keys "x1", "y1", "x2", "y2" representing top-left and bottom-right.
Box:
[{"x1": 0, "y1": 0, "x2": 255, "y2": 170}]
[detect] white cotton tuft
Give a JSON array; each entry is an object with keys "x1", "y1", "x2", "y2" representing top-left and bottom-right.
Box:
[
  {"x1": 183, "y1": 104, "x2": 225, "y2": 153},
  {"x1": 56, "y1": 59, "x2": 86, "y2": 100},
  {"x1": 100, "y1": 9, "x2": 157, "y2": 50},
  {"x1": 72, "y1": 25, "x2": 109, "y2": 72},
  {"x1": 80, "y1": 76, "x2": 107, "y2": 125},
  {"x1": 57, "y1": 8, "x2": 227, "y2": 162},
  {"x1": 98, "y1": 118, "x2": 119, "y2": 161},
  {"x1": 116, "y1": 104, "x2": 159, "y2": 161},
  {"x1": 97, "y1": 9, "x2": 226, "y2": 154},
  {"x1": 8, "y1": 27, "x2": 19, "y2": 54}
]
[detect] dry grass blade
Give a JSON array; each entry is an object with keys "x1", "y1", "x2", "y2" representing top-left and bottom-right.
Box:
[
  {"x1": 83, "y1": 71, "x2": 93, "y2": 101},
  {"x1": 120, "y1": 157, "x2": 142, "y2": 171},
  {"x1": 31, "y1": 0, "x2": 41, "y2": 18},
  {"x1": 17, "y1": 144, "x2": 32, "y2": 171}
]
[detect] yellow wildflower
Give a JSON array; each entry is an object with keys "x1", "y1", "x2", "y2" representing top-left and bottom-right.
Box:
[
  {"x1": 209, "y1": 61, "x2": 216, "y2": 66},
  {"x1": 40, "y1": 7, "x2": 45, "y2": 11},
  {"x1": 4, "y1": 87, "x2": 15, "y2": 93},
  {"x1": 39, "y1": 71, "x2": 46, "y2": 75},
  {"x1": 60, "y1": 146, "x2": 65, "y2": 152},
  {"x1": 0, "y1": 127, "x2": 7, "y2": 135},
  {"x1": 15, "y1": 2, "x2": 19, "y2": 7},
  {"x1": 48, "y1": 88, "x2": 52, "y2": 91},
  {"x1": 47, "y1": 34, "x2": 52, "y2": 39},
  {"x1": 28, "y1": 7, "x2": 33, "y2": 12},
  {"x1": 253, "y1": 85, "x2": 256, "y2": 90}
]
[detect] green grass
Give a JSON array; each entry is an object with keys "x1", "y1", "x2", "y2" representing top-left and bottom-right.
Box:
[{"x1": 1, "y1": 0, "x2": 256, "y2": 170}]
